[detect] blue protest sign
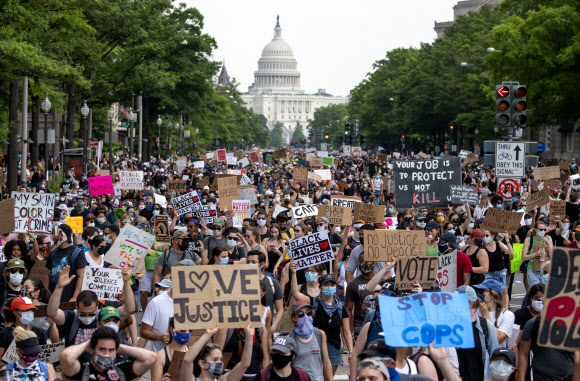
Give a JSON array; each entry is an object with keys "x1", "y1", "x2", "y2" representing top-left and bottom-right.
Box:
[{"x1": 378, "y1": 292, "x2": 474, "y2": 348}]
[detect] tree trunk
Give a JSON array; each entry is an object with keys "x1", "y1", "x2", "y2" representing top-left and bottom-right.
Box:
[
  {"x1": 65, "y1": 83, "x2": 75, "y2": 149},
  {"x1": 30, "y1": 90, "x2": 40, "y2": 168},
  {"x1": 7, "y1": 79, "x2": 19, "y2": 192}
]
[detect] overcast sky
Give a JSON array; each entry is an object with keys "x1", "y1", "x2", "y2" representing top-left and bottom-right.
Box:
[{"x1": 187, "y1": 0, "x2": 459, "y2": 96}]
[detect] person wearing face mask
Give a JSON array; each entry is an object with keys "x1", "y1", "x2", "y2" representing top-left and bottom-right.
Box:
[
  {"x1": 97, "y1": 306, "x2": 135, "y2": 364},
  {"x1": 473, "y1": 279, "x2": 515, "y2": 348},
  {"x1": 0, "y1": 259, "x2": 28, "y2": 310},
  {"x1": 202, "y1": 217, "x2": 227, "y2": 262},
  {"x1": 413, "y1": 213, "x2": 427, "y2": 231},
  {"x1": 85, "y1": 235, "x2": 111, "y2": 268},
  {"x1": 60, "y1": 326, "x2": 157, "y2": 381},
  {"x1": 85, "y1": 214, "x2": 97, "y2": 228},
  {"x1": 254, "y1": 335, "x2": 310, "y2": 381},
  {"x1": 153, "y1": 230, "x2": 201, "y2": 292},
  {"x1": 480, "y1": 230, "x2": 512, "y2": 289},
  {"x1": 103, "y1": 225, "x2": 119, "y2": 248},
  {"x1": 345, "y1": 254, "x2": 378, "y2": 340},
  {"x1": 521, "y1": 222, "x2": 552, "y2": 287},
  {"x1": 435, "y1": 231, "x2": 473, "y2": 288},
  {"x1": 71, "y1": 197, "x2": 90, "y2": 221},
  {"x1": 396, "y1": 210, "x2": 414, "y2": 231},
  {"x1": 94, "y1": 210, "x2": 111, "y2": 231},
  {"x1": 4, "y1": 325, "x2": 55, "y2": 380},
  {"x1": 263, "y1": 224, "x2": 286, "y2": 277},
  {"x1": 487, "y1": 348, "x2": 516, "y2": 381},
  {"x1": 209, "y1": 247, "x2": 231, "y2": 265},
  {"x1": 513, "y1": 284, "x2": 544, "y2": 369},
  {"x1": 151, "y1": 317, "x2": 191, "y2": 381}
]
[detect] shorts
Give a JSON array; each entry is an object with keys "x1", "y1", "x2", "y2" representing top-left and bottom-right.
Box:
[
  {"x1": 327, "y1": 343, "x2": 343, "y2": 366},
  {"x1": 485, "y1": 269, "x2": 507, "y2": 288},
  {"x1": 139, "y1": 270, "x2": 154, "y2": 293},
  {"x1": 527, "y1": 270, "x2": 543, "y2": 288}
]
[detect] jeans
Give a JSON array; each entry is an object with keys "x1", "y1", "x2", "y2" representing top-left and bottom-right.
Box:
[
  {"x1": 527, "y1": 269, "x2": 543, "y2": 287},
  {"x1": 485, "y1": 269, "x2": 507, "y2": 288}
]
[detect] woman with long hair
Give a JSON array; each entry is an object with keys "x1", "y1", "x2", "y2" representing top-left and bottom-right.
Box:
[
  {"x1": 473, "y1": 279, "x2": 515, "y2": 347},
  {"x1": 152, "y1": 317, "x2": 190, "y2": 381},
  {"x1": 208, "y1": 246, "x2": 230, "y2": 265},
  {"x1": 474, "y1": 196, "x2": 489, "y2": 221},
  {"x1": 4, "y1": 240, "x2": 36, "y2": 270},
  {"x1": 461, "y1": 229, "x2": 489, "y2": 286},
  {"x1": 22, "y1": 278, "x2": 59, "y2": 343},
  {"x1": 262, "y1": 224, "x2": 287, "y2": 278},
  {"x1": 85, "y1": 235, "x2": 109, "y2": 268},
  {"x1": 242, "y1": 227, "x2": 268, "y2": 263}
]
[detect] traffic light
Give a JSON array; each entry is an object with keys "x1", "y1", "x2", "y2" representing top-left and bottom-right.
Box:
[
  {"x1": 192, "y1": 141, "x2": 197, "y2": 148},
  {"x1": 496, "y1": 85, "x2": 511, "y2": 127},
  {"x1": 324, "y1": 134, "x2": 329, "y2": 141},
  {"x1": 360, "y1": 135, "x2": 366, "y2": 146},
  {"x1": 155, "y1": 138, "x2": 159, "y2": 147},
  {"x1": 512, "y1": 85, "x2": 527, "y2": 127},
  {"x1": 338, "y1": 136, "x2": 343, "y2": 145},
  {"x1": 449, "y1": 122, "x2": 455, "y2": 130}
]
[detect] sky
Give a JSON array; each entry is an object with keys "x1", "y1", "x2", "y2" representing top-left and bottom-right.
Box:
[{"x1": 187, "y1": 0, "x2": 459, "y2": 96}]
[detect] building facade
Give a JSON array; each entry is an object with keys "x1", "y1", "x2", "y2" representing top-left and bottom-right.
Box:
[
  {"x1": 241, "y1": 17, "x2": 348, "y2": 143},
  {"x1": 434, "y1": 0, "x2": 502, "y2": 38}
]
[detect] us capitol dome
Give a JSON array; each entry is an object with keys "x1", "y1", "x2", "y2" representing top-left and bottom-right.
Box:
[{"x1": 238, "y1": 16, "x2": 348, "y2": 143}]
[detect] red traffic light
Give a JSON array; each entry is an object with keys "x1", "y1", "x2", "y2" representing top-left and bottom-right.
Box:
[
  {"x1": 497, "y1": 86, "x2": 510, "y2": 98},
  {"x1": 402, "y1": 135, "x2": 405, "y2": 138},
  {"x1": 514, "y1": 86, "x2": 527, "y2": 98}
]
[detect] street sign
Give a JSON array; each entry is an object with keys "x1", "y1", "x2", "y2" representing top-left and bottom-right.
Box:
[
  {"x1": 120, "y1": 121, "x2": 130, "y2": 127},
  {"x1": 495, "y1": 142, "x2": 525, "y2": 178},
  {"x1": 351, "y1": 146, "x2": 362, "y2": 157},
  {"x1": 320, "y1": 143, "x2": 327, "y2": 151},
  {"x1": 343, "y1": 146, "x2": 351, "y2": 156},
  {"x1": 497, "y1": 178, "x2": 521, "y2": 200}
]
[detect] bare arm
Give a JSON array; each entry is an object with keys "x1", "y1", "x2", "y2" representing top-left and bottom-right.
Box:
[
  {"x1": 349, "y1": 322, "x2": 370, "y2": 381},
  {"x1": 473, "y1": 249, "x2": 489, "y2": 274},
  {"x1": 118, "y1": 267, "x2": 135, "y2": 315},
  {"x1": 60, "y1": 341, "x2": 90, "y2": 378},
  {"x1": 69, "y1": 267, "x2": 85, "y2": 302},
  {"x1": 152, "y1": 263, "x2": 163, "y2": 293},
  {"x1": 118, "y1": 344, "x2": 158, "y2": 376},
  {"x1": 47, "y1": 265, "x2": 73, "y2": 326},
  {"x1": 320, "y1": 331, "x2": 333, "y2": 381},
  {"x1": 365, "y1": 258, "x2": 395, "y2": 292},
  {"x1": 140, "y1": 323, "x2": 169, "y2": 343},
  {"x1": 223, "y1": 326, "x2": 255, "y2": 381},
  {"x1": 181, "y1": 327, "x2": 219, "y2": 381},
  {"x1": 271, "y1": 298, "x2": 283, "y2": 333},
  {"x1": 289, "y1": 261, "x2": 310, "y2": 303}
]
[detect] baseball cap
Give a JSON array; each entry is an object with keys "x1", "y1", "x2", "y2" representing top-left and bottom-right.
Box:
[
  {"x1": 358, "y1": 340, "x2": 397, "y2": 360},
  {"x1": 472, "y1": 279, "x2": 504, "y2": 295},
  {"x1": 318, "y1": 274, "x2": 337, "y2": 286},
  {"x1": 6, "y1": 297, "x2": 37, "y2": 311},
  {"x1": 291, "y1": 301, "x2": 313, "y2": 313},
  {"x1": 467, "y1": 229, "x2": 484, "y2": 239},
  {"x1": 136, "y1": 221, "x2": 150, "y2": 230},
  {"x1": 440, "y1": 232, "x2": 460, "y2": 250},
  {"x1": 358, "y1": 358, "x2": 391, "y2": 380},
  {"x1": 100, "y1": 306, "x2": 120, "y2": 321},
  {"x1": 316, "y1": 217, "x2": 329, "y2": 224},
  {"x1": 414, "y1": 213, "x2": 427, "y2": 221},
  {"x1": 269, "y1": 335, "x2": 296, "y2": 354},
  {"x1": 173, "y1": 230, "x2": 188, "y2": 238},
  {"x1": 455, "y1": 285, "x2": 477, "y2": 302},
  {"x1": 213, "y1": 218, "x2": 225, "y2": 227},
  {"x1": 16, "y1": 335, "x2": 42, "y2": 356},
  {"x1": 491, "y1": 348, "x2": 516, "y2": 365},
  {"x1": 426, "y1": 221, "x2": 439, "y2": 231},
  {"x1": 6, "y1": 259, "x2": 26, "y2": 270},
  {"x1": 154, "y1": 279, "x2": 173, "y2": 289}
]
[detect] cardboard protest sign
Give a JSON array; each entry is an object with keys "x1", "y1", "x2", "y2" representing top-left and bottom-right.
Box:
[
  {"x1": 526, "y1": 188, "x2": 550, "y2": 211},
  {"x1": 210, "y1": 174, "x2": 240, "y2": 192},
  {"x1": 393, "y1": 158, "x2": 461, "y2": 209},
  {"x1": 3, "y1": 340, "x2": 65, "y2": 364},
  {"x1": 167, "y1": 350, "x2": 186, "y2": 381},
  {"x1": 217, "y1": 176, "x2": 238, "y2": 211},
  {"x1": 118, "y1": 171, "x2": 144, "y2": 190},
  {"x1": 307, "y1": 171, "x2": 322, "y2": 182},
  {"x1": 533, "y1": 166, "x2": 560, "y2": 180},
  {"x1": 238, "y1": 186, "x2": 258, "y2": 205},
  {"x1": 193, "y1": 204, "x2": 217, "y2": 224},
  {"x1": 314, "y1": 169, "x2": 331, "y2": 181},
  {"x1": 379, "y1": 292, "x2": 474, "y2": 348},
  {"x1": 544, "y1": 179, "x2": 561, "y2": 189},
  {"x1": 82, "y1": 266, "x2": 123, "y2": 301},
  {"x1": 88, "y1": 175, "x2": 114, "y2": 196},
  {"x1": 550, "y1": 200, "x2": 566, "y2": 220},
  {"x1": 317, "y1": 205, "x2": 351, "y2": 226},
  {"x1": 95, "y1": 169, "x2": 109, "y2": 176},
  {"x1": 104, "y1": 224, "x2": 155, "y2": 269},
  {"x1": 217, "y1": 149, "x2": 227, "y2": 161},
  {"x1": 168, "y1": 180, "x2": 187, "y2": 193},
  {"x1": 154, "y1": 215, "x2": 170, "y2": 243},
  {"x1": 449, "y1": 185, "x2": 479, "y2": 206},
  {"x1": 480, "y1": 208, "x2": 523, "y2": 234},
  {"x1": 172, "y1": 265, "x2": 262, "y2": 330},
  {"x1": 293, "y1": 167, "x2": 308, "y2": 183},
  {"x1": 0, "y1": 198, "x2": 15, "y2": 235},
  {"x1": 30, "y1": 261, "x2": 51, "y2": 289},
  {"x1": 249, "y1": 152, "x2": 260, "y2": 163},
  {"x1": 531, "y1": 244, "x2": 548, "y2": 272},
  {"x1": 364, "y1": 230, "x2": 427, "y2": 261},
  {"x1": 273, "y1": 148, "x2": 287, "y2": 160},
  {"x1": 232, "y1": 200, "x2": 251, "y2": 228},
  {"x1": 559, "y1": 161, "x2": 570, "y2": 171},
  {"x1": 34, "y1": 302, "x2": 76, "y2": 318},
  {"x1": 291, "y1": 204, "x2": 319, "y2": 225},
  {"x1": 12, "y1": 192, "x2": 55, "y2": 233},
  {"x1": 538, "y1": 248, "x2": 580, "y2": 351},
  {"x1": 354, "y1": 203, "x2": 384, "y2": 224},
  {"x1": 396, "y1": 257, "x2": 438, "y2": 291},
  {"x1": 309, "y1": 156, "x2": 323, "y2": 167},
  {"x1": 331, "y1": 195, "x2": 361, "y2": 210},
  {"x1": 510, "y1": 243, "x2": 523, "y2": 274},
  {"x1": 288, "y1": 230, "x2": 335, "y2": 270},
  {"x1": 437, "y1": 253, "x2": 458, "y2": 292},
  {"x1": 378, "y1": 154, "x2": 387, "y2": 162},
  {"x1": 418, "y1": 152, "x2": 428, "y2": 159},
  {"x1": 172, "y1": 192, "x2": 202, "y2": 215},
  {"x1": 64, "y1": 217, "x2": 82, "y2": 234}
]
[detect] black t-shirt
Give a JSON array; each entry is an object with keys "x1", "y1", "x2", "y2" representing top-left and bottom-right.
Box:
[
  {"x1": 45, "y1": 245, "x2": 87, "y2": 302},
  {"x1": 252, "y1": 366, "x2": 307, "y2": 381},
  {"x1": 516, "y1": 225, "x2": 531, "y2": 244},
  {"x1": 68, "y1": 361, "x2": 136, "y2": 381},
  {"x1": 513, "y1": 307, "x2": 534, "y2": 330},
  {"x1": 0, "y1": 325, "x2": 48, "y2": 350},
  {"x1": 344, "y1": 275, "x2": 371, "y2": 328},
  {"x1": 565, "y1": 202, "x2": 579, "y2": 224},
  {"x1": 457, "y1": 320, "x2": 484, "y2": 381},
  {"x1": 488, "y1": 179, "x2": 497, "y2": 193},
  {"x1": 309, "y1": 296, "x2": 349, "y2": 349}
]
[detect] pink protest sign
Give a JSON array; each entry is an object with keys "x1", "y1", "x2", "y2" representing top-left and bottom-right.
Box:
[
  {"x1": 88, "y1": 175, "x2": 114, "y2": 196},
  {"x1": 217, "y1": 149, "x2": 227, "y2": 162}
]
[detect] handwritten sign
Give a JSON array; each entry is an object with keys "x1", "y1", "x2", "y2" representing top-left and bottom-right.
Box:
[
  {"x1": 322, "y1": 157, "x2": 334, "y2": 166},
  {"x1": 172, "y1": 265, "x2": 262, "y2": 330},
  {"x1": 273, "y1": 149, "x2": 287, "y2": 160},
  {"x1": 364, "y1": 230, "x2": 427, "y2": 261},
  {"x1": 526, "y1": 188, "x2": 550, "y2": 211},
  {"x1": 354, "y1": 203, "x2": 384, "y2": 224},
  {"x1": 82, "y1": 266, "x2": 123, "y2": 301},
  {"x1": 232, "y1": 200, "x2": 251, "y2": 228},
  {"x1": 437, "y1": 253, "x2": 458, "y2": 292},
  {"x1": 88, "y1": 175, "x2": 114, "y2": 196},
  {"x1": 154, "y1": 215, "x2": 170, "y2": 243},
  {"x1": 449, "y1": 185, "x2": 479, "y2": 206},
  {"x1": 288, "y1": 230, "x2": 335, "y2": 270},
  {"x1": 379, "y1": 292, "x2": 474, "y2": 348},
  {"x1": 238, "y1": 186, "x2": 258, "y2": 205},
  {"x1": 550, "y1": 200, "x2": 566, "y2": 220},
  {"x1": 3, "y1": 341, "x2": 65, "y2": 364},
  {"x1": 314, "y1": 169, "x2": 331, "y2": 181},
  {"x1": 533, "y1": 166, "x2": 560, "y2": 180},
  {"x1": 66, "y1": 216, "x2": 83, "y2": 234},
  {"x1": 0, "y1": 198, "x2": 15, "y2": 235},
  {"x1": 317, "y1": 205, "x2": 351, "y2": 226},
  {"x1": 217, "y1": 149, "x2": 227, "y2": 162},
  {"x1": 118, "y1": 171, "x2": 144, "y2": 190},
  {"x1": 104, "y1": 224, "x2": 155, "y2": 269},
  {"x1": 12, "y1": 192, "x2": 55, "y2": 233},
  {"x1": 293, "y1": 167, "x2": 308, "y2": 183},
  {"x1": 192, "y1": 205, "x2": 217, "y2": 224},
  {"x1": 307, "y1": 171, "x2": 322, "y2": 182},
  {"x1": 176, "y1": 157, "x2": 187, "y2": 172},
  {"x1": 194, "y1": 161, "x2": 205, "y2": 170},
  {"x1": 30, "y1": 261, "x2": 51, "y2": 289},
  {"x1": 168, "y1": 180, "x2": 187, "y2": 193},
  {"x1": 538, "y1": 248, "x2": 580, "y2": 351},
  {"x1": 396, "y1": 257, "x2": 438, "y2": 291},
  {"x1": 218, "y1": 176, "x2": 238, "y2": 211},
  {"x1": 172, "y1": 193, "x2": 202, "y2": 215},
  {"x1": 291, "y1": 204, "x2": 319, "y2": 225},
  {"x1": 480, "y1": 208, "x2": 523, "y2": 234},
  {"x1": 310, "y1": 156, "x2": 323, "y2": 167},
  {"x1": 249, "y1": 152, "x2": 260, "y2": 163},
  {"x1": 226, "y1": 156, "x2": 237, "y2": 166}
]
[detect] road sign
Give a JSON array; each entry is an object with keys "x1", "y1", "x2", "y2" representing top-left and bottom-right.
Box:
[
  {"x1": 497, "y1": 178, "x2": 521, "y2": 200},
  {"x1": 496, "y1": 142, "x2": 525, "y2": 178},
  {"x1": 351, "y1": 146, "x2": 362, "y2": 157},
  {"x1": 120, "y1": 121, "x2": 130, "y2": 127},
  {"x1": 343, "y1": 146, "x2": 351, "y2": 156}
]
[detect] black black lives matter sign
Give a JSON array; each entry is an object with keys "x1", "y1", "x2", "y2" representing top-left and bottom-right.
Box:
[
  {"x1": 394, "y1": 158, "x2": 461, "y2": 208},
  {"x1": 172, "y1": 265, "x2": 262, "y2": 330},
  {"x1": 288, "y1": 230, "x2": 335, "y2": 270}
]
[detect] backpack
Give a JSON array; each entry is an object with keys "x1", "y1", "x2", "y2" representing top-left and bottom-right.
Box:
[
  {"x1": 6, "y1": 360, "x2": 48, "y2": 379},
  {"x1": 260, "y1": 364, "x2": 309, "y2": 381},
  {"x1": 161, "y1": 248, "x2": 198, "y2": 275},
  {"x1": 80, "y1": 362, "x2": 126, "y2": 381},
  {"x1": 478, "y1": 316, "x2": 489, "y2": 347},
  {"x1": 311, "y1": 296, "x2": 343, "y2": 320},
  {"x1": 411, "y1": 352, "x2": 444, "y2": 381}
]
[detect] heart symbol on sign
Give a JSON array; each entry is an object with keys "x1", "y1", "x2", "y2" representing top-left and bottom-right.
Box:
[
  {"x1": 189, "y1": 271, "x2": 210, "y2": 292},
  {"x1": 192, "y1": 196, "x2": 199, "y2": 202},
  {"x1": 209, "y1": 210, "x2": 216, "y2": 216},
  {"x1": 320, "y1": 241, "x2": 329, "y2": 250}
]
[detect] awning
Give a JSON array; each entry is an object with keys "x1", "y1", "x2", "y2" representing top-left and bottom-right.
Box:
[{"x1": 557, "y1": 122, "x2": 574, "y2": 133}]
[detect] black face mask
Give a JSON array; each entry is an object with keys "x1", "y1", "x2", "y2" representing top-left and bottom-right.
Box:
[
  {"x1": 179, "y1": 239, "x2": 190, "y2": 251},
  {"x1": 271, "y1": 353, "x2": 293, "y2": 370}
]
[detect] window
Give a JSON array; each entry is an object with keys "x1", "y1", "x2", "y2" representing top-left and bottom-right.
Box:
[
  {"x1": 545, "y1": 128, "x2": 551, "y2": 152},
  {"x1": 566, "y1": 133, "x2": 574, "y2": 152}
]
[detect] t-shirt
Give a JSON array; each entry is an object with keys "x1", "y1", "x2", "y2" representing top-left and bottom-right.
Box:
[
  {"x1": 252, "y1": 367, "x2": 307, "y2": 381},
  {"x1": 261, "y1": 276, "x2": 283, "y2": 312},
  {"x1": 203, "y1": 236, "x2": 226, "y2": 256},
  {"x1": 155, "y1": 248, "x2": 201, "y2": 278},
  {"x1": 565, "y1": 202, "x2": 579, "y2": 224},
  {"x1": 489, "y1": 310, "x2": 515, "y2": 347},
  {"x1": 344, "y1": 275, "x2": 371, "y2": 328},
  {"x1": 45, "y1": 245, "x2": 87, "y2": 302},
  {"x1": 61, "y1": 310, "x2": 98, "y2": 346},
  {"x1": 67, "y1": 361, "x2": 136, "y2": 381},
  {"x1": 344, "y1": 245, "x2": 387, "y2": 278},
  {"x1": 309, "y1": 296, "x2": 349, "y2": 349},
  {"x1": 456, "y1": 251, "x2": 473, "y2": 288},
  {"x1": 457, "y1": 320, "x2": 484, "y2": 381},
  {"x1": 0, "y1": 325, "x2": 47, "y2": 350},
  {"x1": 141, "y1": 291, "x2": 174, "y2": 354},
  {"x1": 521, "y1": 317, "x2": 575, "y2": 381},
  {"x1": 513, "y1": 307, "x2": 534, "y2": 331},
  {"x1": 9, "y1": 361, "x2": 45, "y2": 381}
]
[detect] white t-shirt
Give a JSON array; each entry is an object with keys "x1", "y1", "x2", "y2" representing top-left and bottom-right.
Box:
[
  {"x1": 84, "y1": 252, "x2": 104, "y2": 268},
  {"x1": 477, "y1": 309, "x2": 515, "y2": 347},
  {"x1": 142, "y1": 291, "x2": 175, "y2": 353},
  {"x1": 372, "y1": 178, "x2": 383, "y2": 191}
]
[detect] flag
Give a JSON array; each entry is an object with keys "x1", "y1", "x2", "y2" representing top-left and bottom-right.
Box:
[{"x1": 119, "y1": 106, "x2": 128, "y2": 120}]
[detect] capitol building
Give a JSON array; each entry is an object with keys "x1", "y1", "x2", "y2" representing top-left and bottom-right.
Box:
[{"x1": 239, "y1": 17, "x2": 348, "y2": 143}]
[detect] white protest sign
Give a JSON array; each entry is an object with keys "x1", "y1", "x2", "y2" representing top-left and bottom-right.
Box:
[
  {"x1": 118, "y1": 171, "x2": 144, "y2": 190},
  {"x1": 182, "y1": 175, "x2": 190, "y2": 181},
  {"x1": 314, "y1": 169, "x2": 331, "y2": 181},
  {"x1": 238, "y1": 157, "x2": 250, "y2": 168},
  {"x1": 437, "y1": 252, "x2": 458, "y2": 292},
  {"x1": 11, "y1": 192, "x2": 55, "y2": 233},
  {"x1": 273, "y1": 204, "x2": 290, "y2": 219},
  {"x1": 288, "y1": 230, "x2": 335, "y2": 270},
  {"x1": 104, "y1": 225, "x2": 155, "y2": 269},
  {"x1": 154, "y1": 193, "x2": 167, "y2": 208},
  {"x1": 232, "y1": 200, "x2": 251, "y2": 228},
  {"x1": 331, "y1": 196, "x2": 361, "y2": 210},
  {"x1": 206, "y1": 152, "x2": 215, "y2": 159},
  {"x1": 192, "y1": 204, "x2": 217, "y2": 224},
  {"x1": 82, "y1": 266, "x2": 123, "y2": 301},
  {"x1": 194, "y1": 161, "x2": 205, "y2": 169},
  {"x1": 172, "y1": 192, "x2": 202, "y2": 215},
  {"x1": 239, "y1": 187, "x2": 258, "y2": 205},
  {"x1": 291, "y1": 204, "x2": 319, "y2": 225},
  {"x1": 227, "y1": 156, "x2": 237, "y2": 166},
  {"x1": 2, "y1": 341, "x2": 65, "y2": 364},
  {"x1": 176, "y1": 158, "x2": 187, "y2": 172},
  {"x1": 317, "y1": 150, "x2": 328, "y2": 158}
]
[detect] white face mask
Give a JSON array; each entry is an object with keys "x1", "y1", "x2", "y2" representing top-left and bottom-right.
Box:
[
  {"x1": 10, "y1": 272, "x2": 24, "y2": 286},
  {"x1": 525, "y1": 219, "x2": 532, "y2": 226},
  {"x1": 79, "y1": 314, "x2": 96, "y2": 326},
  {"x1": 104, "y1": 321, "x2": 119, "y2": 333},
  {"x1": 531, "y1": 300, "x2": 543, "y2": 312},
  {"x1": 213, "y1": 229, "x2": 222, "y2": 237},
  {"x1": 257, "y1": 219, "x2": 266, "y2": 227},
  {"x1": 490, "y1": 360, "x2": 513, "y2": 379}
]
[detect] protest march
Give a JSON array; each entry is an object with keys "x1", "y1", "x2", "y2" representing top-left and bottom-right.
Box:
[{"x1": 0, "y1": 148, "x2": 578, "y2": 381}]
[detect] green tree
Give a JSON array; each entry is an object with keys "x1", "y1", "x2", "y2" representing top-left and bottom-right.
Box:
[
  {"x1": 309, "y1": 103, "x2": 349, "y2": 142},
  {"x1": 291, "y1": 122, "x2": 305, "y2": 143},
  {"x1": 270, "y1": 123, "x2": 283, "y2": 147}
]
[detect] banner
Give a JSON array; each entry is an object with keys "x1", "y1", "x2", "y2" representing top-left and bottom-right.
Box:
[
  {"x1": 217, "y1": 176, "x2": 238, "y2": 211},
  {"x1": 82, "y1": 266, "x2": 123, "y2": 301},
  {"x1": 154, "y1": 215, "x2": 170, "y2": 243},
  {"x1": 480, "y1": 208, "x2": 524, "y2": 234},
  {"x1": 379, "y1": 292, "x2": 474, "y2": 348},
  {"x1": 118, "y1": 171, "x2": 144, "y2": 190},
  {"x1": 12, "y1": 192, "x2": 55, "y2": 233},
  {"x1": 393, "y1": 158, "x2": 461, "y2": 208},
  {"x1": 449, "y1": 185, "x2": 479, "y2": 206},
  {"x1": 288, "y1": 230, "x2": 335, "y2": 270},
  {"x1": 172, "y1": 193, "x2": 202, "y2": 215},
  {"x1": 88, "y1": 175, "x2": 114, "y2": 196},
  {"x1": 0, "y1": 199, "x2": 15, "y2": 235},
  {"x1": 104, "y1": 225, "x2": 155, "y2": 269},
  {"x1": 354, "y1": 203, "x2": 384, "y2": 224},
  {"x1": 364, "y1": 230, "x2": 427, "y2": 261},
  {"x1": 538, "y1": 248, "x2": 580, "y2": 351},
  {"x1": 317, "y1": 205, "x2": 351, "y2": 226},
  {"x1": 193, "y1": 204, "x2": 217, "y2": 224},
  {"x1": 172, "y1": 265, "x2": 262, "y2": 330},
  {"x1": 437, "y1": 253, "x2": 458, "y2": 292},
  {"x1": 232, "y1": 200, "x2": 251, "y2": 228},
  {"x1": 396, "y1": 257, "x2": 438, "y2": 291}
]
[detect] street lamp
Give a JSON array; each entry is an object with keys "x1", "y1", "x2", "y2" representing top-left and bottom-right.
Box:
[
  {"x1": 460, "y1": 62, "x2": 470, "y2": 67},
  {"x1": 474, "y1": 128, "x2": 479, "y2": 135},
  {"x1": 174, "y1": 122, "x2": 180, "y2": 155},
  {"x1": 107, "y1": 106, "x2": 115, "y2": 175},
  {"x1": 156, "y1": 116, "x2": 162, "y2": 160},
  {"x1": 41, "y1": 94, "x2": 51, "y2": 180},
  {"x1": 167, "y1": 121, "x2": 172, "y2": 154},
  {"x1": 131, "y1": 112, "x2": 138, "y2": 159},
  {"x1": 195, "y1": 128, "x2": 199, "y2": 152},
  {"x1": 80, "y1": 101, "x2": 90, "y2": 175},
  {"x1": 127, "y1": 108, "x2": 135, "y2": 159}
]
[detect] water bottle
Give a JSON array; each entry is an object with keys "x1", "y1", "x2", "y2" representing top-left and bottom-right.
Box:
[{"x1": 540, "y1": 248, "x2": 546, "y2": 263}]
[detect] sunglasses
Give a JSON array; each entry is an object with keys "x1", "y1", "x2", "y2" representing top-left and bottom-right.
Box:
[
  {"x1": 538, "y1": 229, "x2": 547, "y2": 232},
  {"x1": 245, "y1": 235, "x2": 252, "y2": 239},
  {"x1": 79, "y1": 313, "x2": 96, "y2": 318},
  {"x1": 257, "y1": 217, "x2": 266, "y2": 221},
  {"x1": 38, "y1": 242, "x2": 49, "y2": 246},
  {"x1": 167, "y1": 208, "x2": 173, "y2": 211},
  {"x1": 295, "y1": 310, "x2": 313, "y2": 318},
  {"x1": 227, "y1": 237, "x2": 238, "y2": 241},
  {"x1": 153, "y1": 208, "x2": 160, "y2": 211},
  {"x1": 295, "y1": 229, "x2": 302, "y2": 232},
  {"x1": 484, "y1": 234, "x2": 492, "y2": 237},
  {"x1": 9, "y1": 268, "x2": 25, "y2": 274},
  {"x1": 316, "y1": 223, "x2": 325, "y2": 227}
]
